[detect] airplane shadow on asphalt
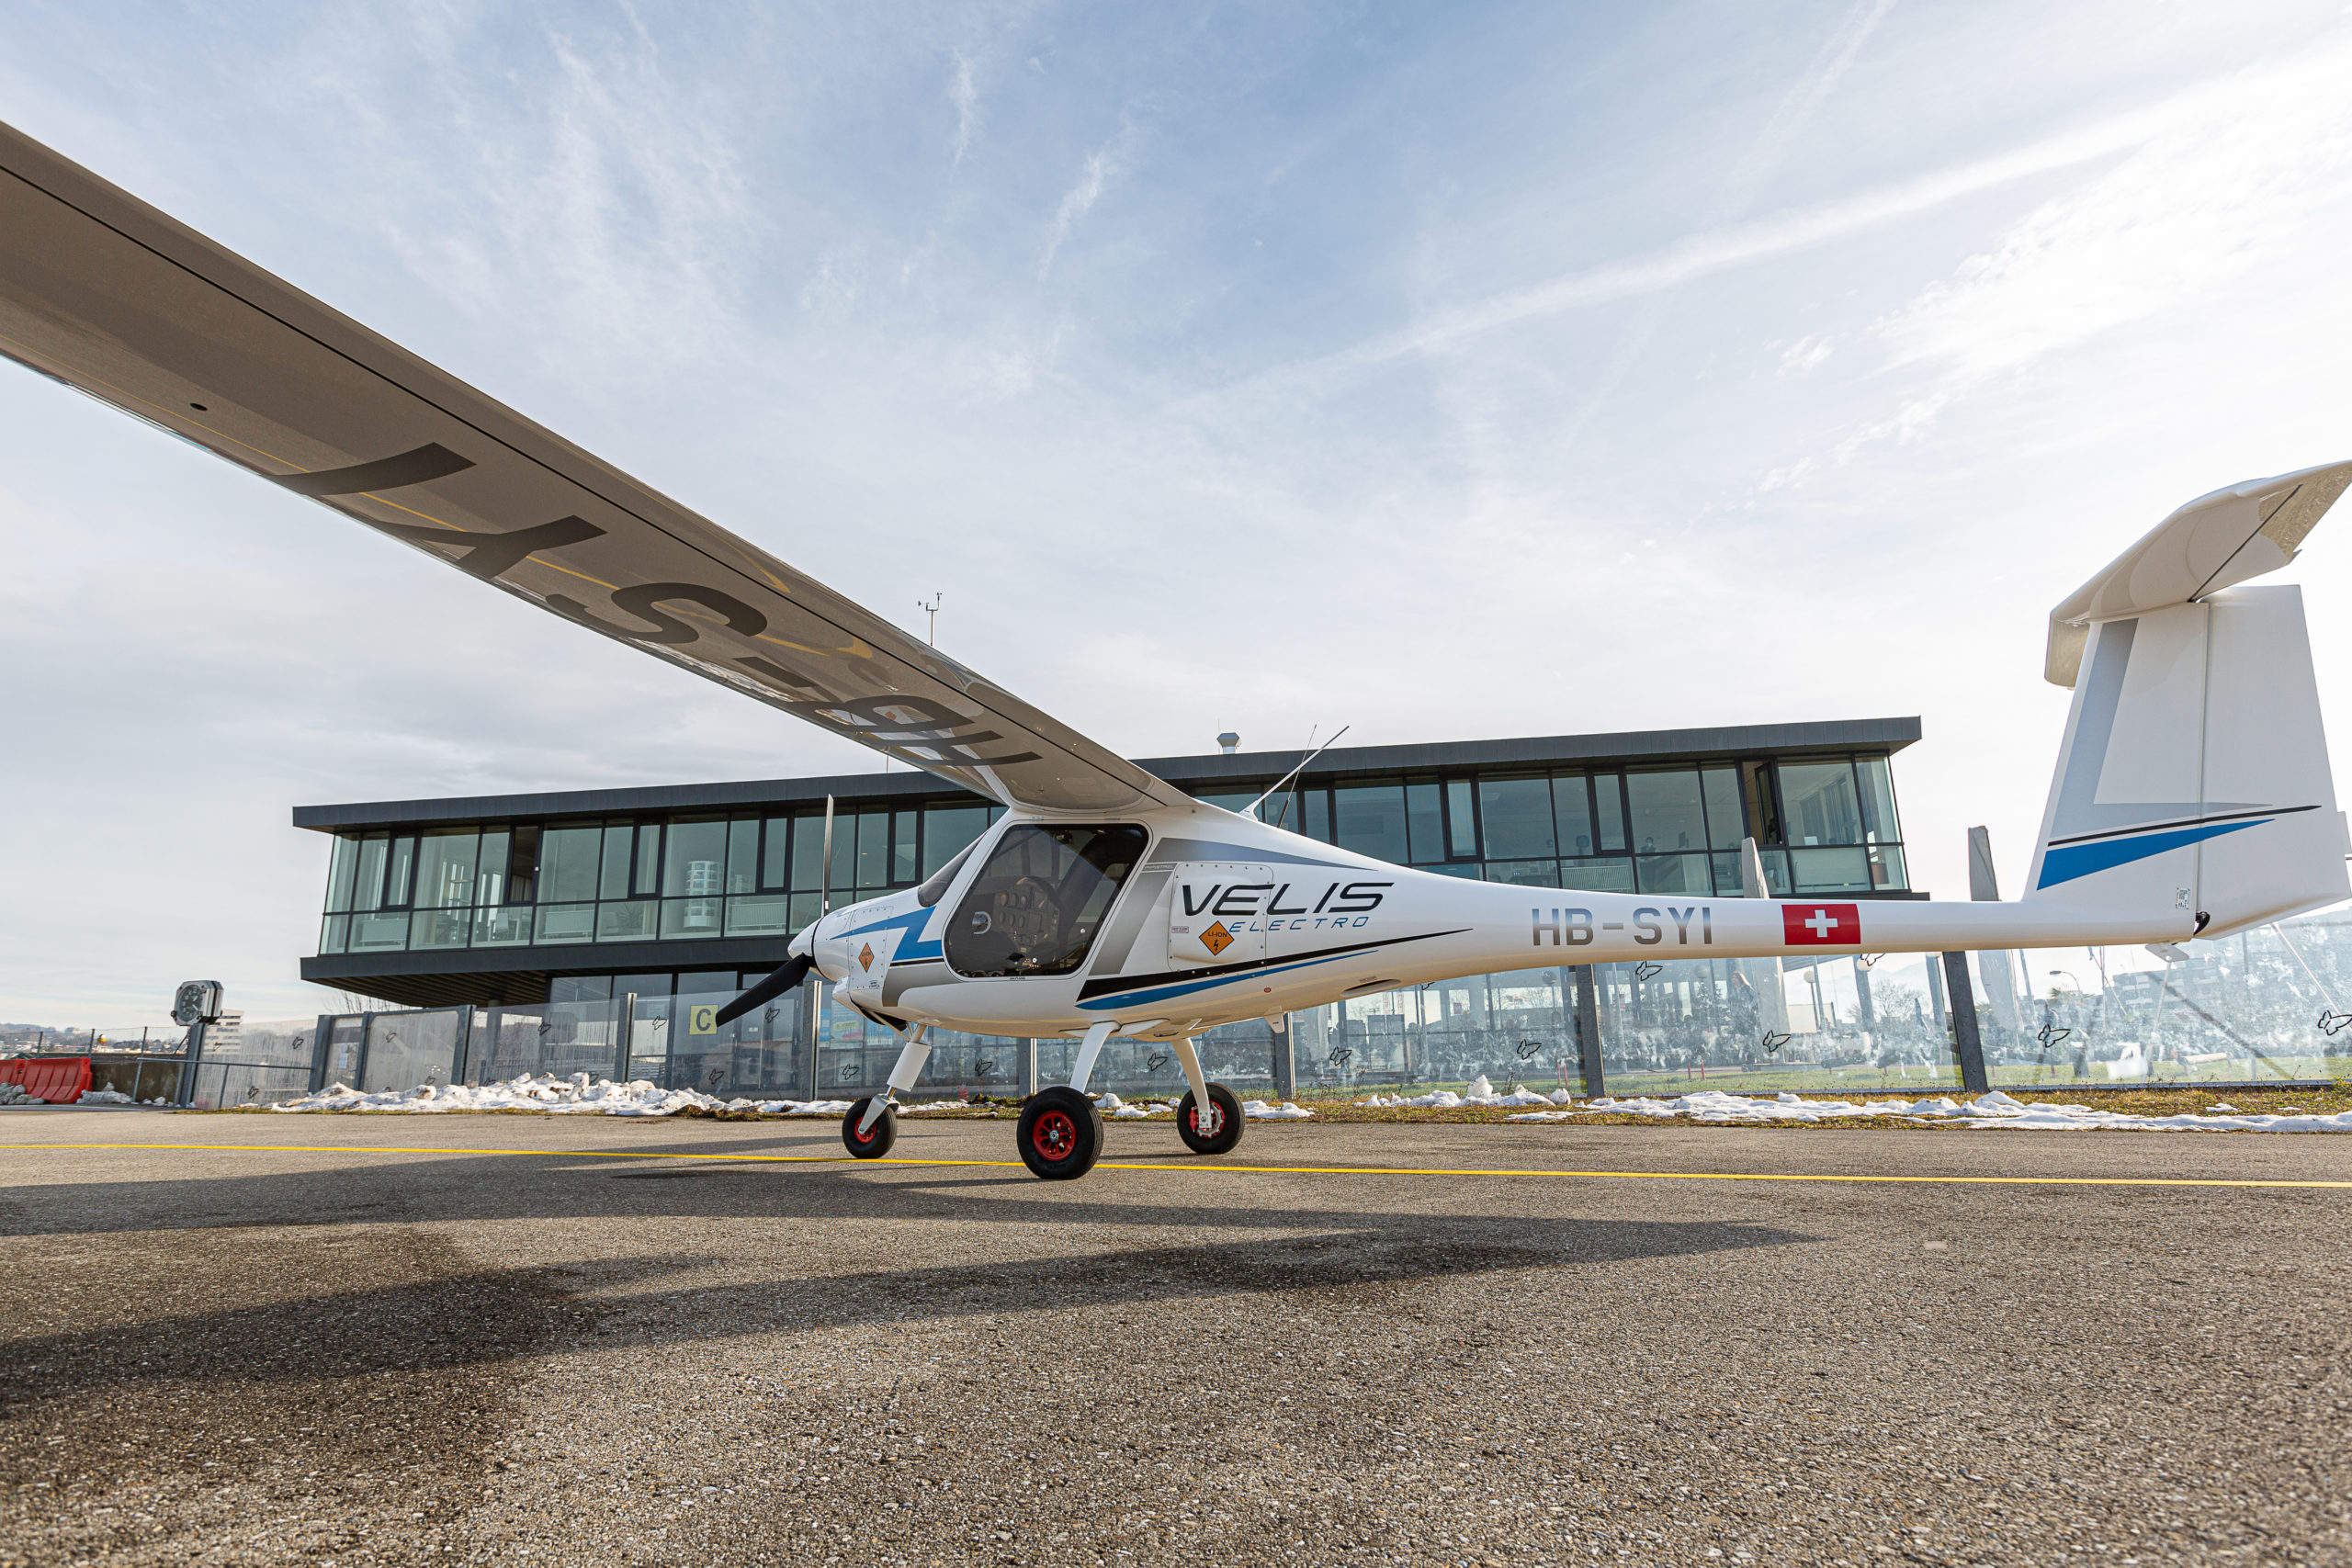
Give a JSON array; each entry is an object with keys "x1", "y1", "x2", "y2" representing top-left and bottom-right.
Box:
[{"x1": 0, "y1": 1145, "x2": 1815, "y2": 1406}]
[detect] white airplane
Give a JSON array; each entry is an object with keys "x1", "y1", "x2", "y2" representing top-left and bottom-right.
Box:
[{"x1": 5, "y1": 123, "x2": 2347, "y2": 1179}]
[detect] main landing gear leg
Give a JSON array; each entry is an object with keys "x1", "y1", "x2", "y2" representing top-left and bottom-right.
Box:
[
  {"x1": 1015, "y1": 1020, "x2": 1114, "y2": 1180},
  {"x1": 843, "y1": 1024, "x2": 929, "y2": 1160},
  {"x1": 1172, "y1": 1035, "x2": 1244, "y2": 1157},
  {"x1": 1066, "y1": 1020, "x2": 1116, "y2": 1093}
]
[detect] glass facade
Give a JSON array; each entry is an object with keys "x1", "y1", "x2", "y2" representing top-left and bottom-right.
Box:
[
  {"x1": 317, "y1": 755, "x2": 1907, "y2": 960},
  {"x1": 305, "y1": 742, "x2": 1915, "y2": 1065},
  {"x1": 317, "y1": 802, "x2": 1004, "y2": 957},
  {"x1": 1193, "y1": 753, "x2": 1906, "y2": 898}
]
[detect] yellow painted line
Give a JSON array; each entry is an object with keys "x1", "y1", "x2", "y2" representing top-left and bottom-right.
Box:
[{"x1": 5, "y1": 1142, "x2": 2348, "y2": 1190}]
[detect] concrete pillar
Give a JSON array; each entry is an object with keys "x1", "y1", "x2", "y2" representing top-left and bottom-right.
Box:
[
  {"x1": 1020, "y1": 1037, "x2": 1039, "y2": 1099},
  {"x1": 798, "y1": 976, "x2": 821, "y2": 1100},
  {"x1": 1296, "y1": 1006, "x2": 1329, "y2": 1093},
  {"x1": 1271, "y1": 1014, "x2": 1296, "y2": 1100},
  {"x1": 1573, "y1": 964, "x2": 1605, "y2": 1099},
  {"x1": 1942, "y1": 953, "x2": 1989, "y2": 1095}
]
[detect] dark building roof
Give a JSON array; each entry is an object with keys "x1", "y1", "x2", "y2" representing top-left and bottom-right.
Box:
[
  {"x1": 292, "y1": 716, "x2": 1921, "y2": 832},
  {"x1": 302, "y1": 937, "x2": 793, "y2": 1012}
]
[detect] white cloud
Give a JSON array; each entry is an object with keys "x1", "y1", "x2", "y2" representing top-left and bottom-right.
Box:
[
  {"x1": 1878, "y1": 37, "x2": 2352, "y2": 380},
  {"x1": 1040, "y1": 146, "x2": 1115, "y2": 276},
  {"x1": 1831, "y1": 394, "x2": 1945, "y2": 464},
  {"x1": 1781, "y1": 334, "x2": 1834, "y2": 373},
  {"x1": 799, "y1": 250, "x2": 861, "y2": 315},
  {"x1": 1235, "y1": 68, "x2": 2258, "y2": 402},
  {"x1": 1713, "y1": 0, "x2": 1895, "y2": 220},
  {"x1": 949, "y1": 52, "x2": 981, "y2": 164}
]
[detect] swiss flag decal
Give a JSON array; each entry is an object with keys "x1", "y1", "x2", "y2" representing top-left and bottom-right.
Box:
[{"x1": 1782, "y1": 902, "x2": 1861, "y2": 946}]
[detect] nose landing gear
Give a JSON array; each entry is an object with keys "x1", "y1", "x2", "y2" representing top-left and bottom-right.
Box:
[
  {"x1": 1170, "y1": 1034, "x2": 1245, "y2": 1157},
  {"x1": 1176, "y1": 1082, "x2": 1245, "y2": 1156},
  {"x1": 841, "y1": 1095, "x2": 897, "y2": 1158}
]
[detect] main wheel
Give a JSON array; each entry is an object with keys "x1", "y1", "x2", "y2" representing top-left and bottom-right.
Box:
[
  {"x1": 1017, "y1": 1086, "x2": 1104, "y2": 1180},
  {"x1": 1176, "y1": 1082, "x2": 1246, "y2": 1156},
  {"x1": 842, "y1": 1096, "x2": 897, "y2": 1158}
]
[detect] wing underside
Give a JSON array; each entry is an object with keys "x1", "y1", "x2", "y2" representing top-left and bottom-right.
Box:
[{"x1": 0, "y1": 120, "x2": 1184, "y2": 816}]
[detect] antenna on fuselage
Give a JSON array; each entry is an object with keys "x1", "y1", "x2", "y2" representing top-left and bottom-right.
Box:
[{"x1": 1246, "y1": 725, "x2": 1350, "y2": 825}]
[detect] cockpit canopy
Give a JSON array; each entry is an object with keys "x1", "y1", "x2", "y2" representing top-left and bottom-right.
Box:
[{"x1": 944, "y1": 824, "x2": 1147, "y2": 977}]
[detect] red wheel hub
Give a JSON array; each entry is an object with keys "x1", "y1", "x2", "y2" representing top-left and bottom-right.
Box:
[
  {"x1": 1032, "y1": 1109, "x2": 1078, "y2": 1160},
  {"x1": 1188, "y1": 1100, "x2": 1222, "y2": 1138}
]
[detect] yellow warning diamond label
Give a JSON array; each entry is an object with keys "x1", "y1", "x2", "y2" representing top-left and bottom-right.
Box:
[
  {"x1": 858, "y1": 942, "x2": 876, "y2": 972},
  {"x1": 1200, "y1": 921, "x2": 1234, "y2": 956}
]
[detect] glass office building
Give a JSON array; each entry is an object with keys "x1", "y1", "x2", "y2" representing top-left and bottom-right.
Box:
[{"x1": 296, "y1": 718, "x2": 1926, "y2": 1099}]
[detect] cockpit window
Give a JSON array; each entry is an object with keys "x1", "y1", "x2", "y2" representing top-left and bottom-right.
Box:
[
  {"x1": 914, "y1": 840, "x2": 978, "y2": 908},
  {"x1": 943, "y1": 824, "x2": 1148, "y2": 978}
]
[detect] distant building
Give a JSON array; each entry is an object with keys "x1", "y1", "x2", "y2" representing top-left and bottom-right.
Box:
[{"x1": 299, "y1": 717, "x2": 1924, "y2": 1010}]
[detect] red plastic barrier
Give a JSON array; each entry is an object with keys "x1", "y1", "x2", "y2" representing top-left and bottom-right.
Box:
[{"x1": 0, "y1": 1056, "x2": 91, "y2": 1104}]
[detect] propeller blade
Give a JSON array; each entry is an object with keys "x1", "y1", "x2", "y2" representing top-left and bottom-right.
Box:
[{"x1": 714, "y1": 952, "x2": 813, "y2": 1028}]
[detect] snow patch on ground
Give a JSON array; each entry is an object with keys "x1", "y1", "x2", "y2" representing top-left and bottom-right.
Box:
[
  {"x1": 1097, "y1": 1094, "x2": 1180, "y2": 1120},
  {"x1": 269, "y1": 1074, "x2": 863, "y2": 1117},
  {"x1": 1499, "y1": 1088, "x2": 2352, "y2": 1133},
  {"x1": 1361, "y1": 1079, "x2": 1574, "y2": 1111},
  {"x1": 263, "y1": 1078, "x2": 1316, "y2": 1122}
]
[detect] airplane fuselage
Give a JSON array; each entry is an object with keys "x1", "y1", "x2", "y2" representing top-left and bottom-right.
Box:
[{"x1": 799, "y1": 802, "x2": 2197, "y2": 1043}]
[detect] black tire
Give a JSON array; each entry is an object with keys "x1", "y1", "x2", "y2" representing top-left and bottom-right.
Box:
[
  {"x1": 1176, "y1": 1082, "x2": 1246, "y2": 1156},
  {"x1": 842, "y1": 1096, "x2": 897, "y2": 1158},
  {"x1": 1017, "y1": 1086, "x2": 1104, "y2": 1179}
]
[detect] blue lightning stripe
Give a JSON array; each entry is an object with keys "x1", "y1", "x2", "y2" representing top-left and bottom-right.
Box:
[
  {"x1": 2034, "y1": 818, "x2": 2268, "y2": 889},
  {"x1": 841, "y1": 906, "x2": 943, "y2": 962}
]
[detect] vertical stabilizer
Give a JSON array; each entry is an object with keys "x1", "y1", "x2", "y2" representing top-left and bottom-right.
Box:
[{"x1": 2026, "y1": 586, "x2": 2348, "y2": 934}]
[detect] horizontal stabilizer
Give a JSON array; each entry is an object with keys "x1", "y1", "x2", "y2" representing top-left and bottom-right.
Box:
[{"x1": 2044, "y1": 460, "x2": 2352, "y2": 686}]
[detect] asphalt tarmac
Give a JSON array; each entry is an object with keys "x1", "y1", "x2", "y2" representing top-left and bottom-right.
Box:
[{"x1": 2, "y1": 1110, "x2": 2346, "y2": 1567}]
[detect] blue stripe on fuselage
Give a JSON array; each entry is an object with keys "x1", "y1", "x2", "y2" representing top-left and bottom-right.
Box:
[{"x1": 1076, "y1": 951, "x2": 1363, "y2": 1010}]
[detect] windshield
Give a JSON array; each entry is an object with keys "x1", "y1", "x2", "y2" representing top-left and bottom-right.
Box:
[
  {"x1": 915, "y1": 840, "x2": 978, "y2": 908},
  {"x1": 944, "y1": 824, "x2": 1148, "y2": 977}
]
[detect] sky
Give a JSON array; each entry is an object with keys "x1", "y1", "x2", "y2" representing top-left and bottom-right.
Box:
[{"x1": 7, "y1": 0, "x2": 2352, "y2": 1026}]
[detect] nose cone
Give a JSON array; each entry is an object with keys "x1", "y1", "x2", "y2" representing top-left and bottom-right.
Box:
[{"x1": 808, "y1": 910, "x2": 846, "y2": 983}]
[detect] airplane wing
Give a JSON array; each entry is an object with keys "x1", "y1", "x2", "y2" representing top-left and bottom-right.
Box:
[{"x1": 0, "y1": 120, "x2": 1186, "y2": 816}]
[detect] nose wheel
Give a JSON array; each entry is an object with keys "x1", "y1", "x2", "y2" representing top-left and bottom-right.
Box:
[
  {"x1": 1176, "y1": 1082, "x2": 1245, "y2": 1156},
  {"x1": 842, "y1": 1095, "x2": 897, "y2": 1158},
  {"x1": 1017, "y1": 1086, "x2": 1105, "y2": 1179}
]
